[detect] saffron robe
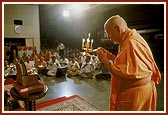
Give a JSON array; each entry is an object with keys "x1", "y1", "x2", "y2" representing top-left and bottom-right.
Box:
[{"x1": 109, "y1": 29, "x2": 161, "y2": 111}]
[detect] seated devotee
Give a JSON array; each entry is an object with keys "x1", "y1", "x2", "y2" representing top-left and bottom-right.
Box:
[
  {"x1": 89, "y1": 54, "x2": 111, "y2": 80},
  {"x1": 4, "y1": 61, "x2": 17, "y2": 80},
  {"x1": 47, "y1": 63, "x2": 57, "y2": 76},
  {"x1": 78, "y1": 54, "x2": 86, "y2": 68},
  {"x1": 67, "y1": 57, "x2": 80, "y2": 77},
  {"x1": 91, "y1": 55, "x2": 102, "y2": 72},
  {"x1": 79, "y1": 56, "x2": 95, "y2": 79},
  {"x1": 47, "y1": 56, "x2": 58, "y2": 76},
  {"x1": 56, "y1": 56, "x2": 69, "y2": 77},
  {"x1": 29, "y1": 51, "x2": 39, "y2": 64},
  {"x1": 48, "y1": 55, "x2": 60, "y2": 67},
  {"x1": 26, "y1": 46, "x2": 33, "y2": 57},
  {"x1": 35, "y1": 56, "x2": 48, "y2": 75},
  {"x1": 59, "y1": 56, "x2": 69, "y2": 67},
  {"x1": 28, "y1": 59, "x2": 35, "y2": 69},
  {"x1": 4, "y1": 59, "x2": 12, "y2": 77},
  {"x1": 23, "y1": 56, "x2": 37, "y2": 75}
]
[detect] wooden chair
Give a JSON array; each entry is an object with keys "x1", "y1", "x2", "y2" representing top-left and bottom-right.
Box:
[{"x1": 15, "y1": 59, "x2": 39, "y2": 87}]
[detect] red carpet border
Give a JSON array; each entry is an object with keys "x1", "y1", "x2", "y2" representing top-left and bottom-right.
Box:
[{"x1": 36, "y1": 95, "x2": 100, "y2": 111}]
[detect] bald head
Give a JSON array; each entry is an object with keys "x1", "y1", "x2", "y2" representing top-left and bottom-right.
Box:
[
  {"x1": 104, "y1": 15, "x2": 128, "y2": 31},
  {"x1": 104, "y1": 15, "x2": 128, "y2": 43}
]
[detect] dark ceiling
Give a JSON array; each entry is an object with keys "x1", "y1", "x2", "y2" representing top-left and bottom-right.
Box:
[{"x1": 39, "y1": 4, "x2": 164, "y2": 49}]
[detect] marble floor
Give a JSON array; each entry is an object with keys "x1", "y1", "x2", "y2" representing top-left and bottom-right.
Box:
[
  {"x1": 36, "y1": 75, "x2": 111, "y2": 111},
  {"x1": 36, "y1": 74, "x2": 165, "y2": 111}
]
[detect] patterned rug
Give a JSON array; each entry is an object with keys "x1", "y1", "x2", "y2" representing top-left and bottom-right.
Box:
[{"x1": 36, "y1": 95, "x2": 100, "y2": 111}]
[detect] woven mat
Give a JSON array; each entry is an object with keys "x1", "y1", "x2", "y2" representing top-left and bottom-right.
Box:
[{"x1": 37, "y1": 95, "x2": 99, "y2": 111}]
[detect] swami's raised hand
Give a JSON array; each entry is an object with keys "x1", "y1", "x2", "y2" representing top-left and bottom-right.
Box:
[{"x1": 96, "y1": 47, "x2": 108, "y2": 62}]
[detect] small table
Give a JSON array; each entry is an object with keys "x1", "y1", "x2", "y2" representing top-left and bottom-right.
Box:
[{"x1": 10, "y1": 85, "x2": 48, "y2": 111}]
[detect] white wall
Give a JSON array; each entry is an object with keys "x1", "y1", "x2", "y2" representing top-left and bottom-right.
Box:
[{"x1": 4, "y1": 4, "x2": 41, "y2": 53}]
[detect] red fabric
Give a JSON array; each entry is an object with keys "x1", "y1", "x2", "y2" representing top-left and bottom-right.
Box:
[
  {"x1": 4, "y1": 78, "x2": 15, "y2": 85},
  {"x1": 36, "y1": 95, "x2": 80, "y2": 109}
]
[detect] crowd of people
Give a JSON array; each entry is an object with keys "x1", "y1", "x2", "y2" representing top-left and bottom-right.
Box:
[{"x1": 4, "y1": 45, "x2": 107, "y2": 80}]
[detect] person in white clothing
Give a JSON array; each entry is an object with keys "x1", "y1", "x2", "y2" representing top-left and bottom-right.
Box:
[
  {"x1": 47, "y1": 56, "x2": 58, "y2": 76},
  {"x1": 80, "y1": 56, "x2": 95, "y2": 78},
  {"x1": 67, "y1": 57, "x2": 80, "y2": 76},
  {"x1": 59, "y1": 56, "x2": 69, "y2": 67}
]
